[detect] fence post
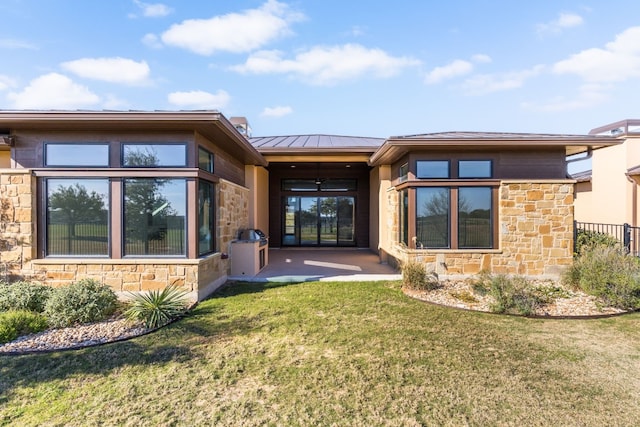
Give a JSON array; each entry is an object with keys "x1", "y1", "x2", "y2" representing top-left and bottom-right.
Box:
[{"x1": 624, "y1": 223, "x2": 631, "y2": 253}]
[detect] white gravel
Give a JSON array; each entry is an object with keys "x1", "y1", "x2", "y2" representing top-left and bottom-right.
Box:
[{"x1": 0, "y1": 316, "x2": 149, "y2": 354}]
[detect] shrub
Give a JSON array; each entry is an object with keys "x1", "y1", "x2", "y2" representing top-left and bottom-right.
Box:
[
  {"x1": 401, "y1": 260, "x2": 439, "y2": 291},
  {"x1": 472, "y1": 272, "x2": 542, "y2": 315},
  {"x1": 574, "y1": 229, "x2": 619, "y2": 256},
  {"x1": 564, "y1": 244, "x2": 640, "y2": 310},
  {"x1": 44, "y1": 279, "x2": 118, "y2": 328},
  {"x1": 0, "y1": 310, "x2": 49, "y2": 344},
  {"x1": 0, "y1": 281, "x2": 53, "y2": 313},
  {"x1": 125, "y1": 286, "x2": 190, "y2": 329}
]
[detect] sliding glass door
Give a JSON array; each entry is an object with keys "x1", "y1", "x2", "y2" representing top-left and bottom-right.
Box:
[{"x1": 283, "y1": 196, "x2": 355, "y2": 246}]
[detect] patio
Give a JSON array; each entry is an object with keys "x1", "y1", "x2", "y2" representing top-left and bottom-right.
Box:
[{"x1": 229, "y1": 248, "x2": 401, "y2": 283}]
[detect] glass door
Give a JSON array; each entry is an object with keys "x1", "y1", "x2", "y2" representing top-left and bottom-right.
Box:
[{"x1": 283, "y1": 196, "x2": 355, "y2": 246}]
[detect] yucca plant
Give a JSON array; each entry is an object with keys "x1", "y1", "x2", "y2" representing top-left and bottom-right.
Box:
[{"x1": 125, "y1": 286, "x2": 190, "y2": 329}]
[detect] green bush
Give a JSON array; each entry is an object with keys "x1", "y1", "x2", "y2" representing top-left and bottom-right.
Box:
[
  {"x1": 44, "y1": 279, "x2": 118, "y2": 328},
  {"x1": 472, "y1": 272, "x2": 542, "y2": 315},
  {"x1": 0, "y1": 310, "x2": 49, "y2": 344},
  {"x1": 564, "y1": 244, "x2": 640, "y2": 310},
  {"x1": 401, "y1": 260, "x2": 439, "y2": 291},
  {"x1": 0, "y1": 281, "x2": 53, "y2": 313},
  {"x1": 574, "y1": 229, "x2": 619, "y2": 255},
  {"x1": 124, "y1": 286, "x2": 189, "y2": 329}
]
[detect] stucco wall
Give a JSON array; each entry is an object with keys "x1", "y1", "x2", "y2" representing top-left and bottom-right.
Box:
[{"x1": 382, "y1": 180, "x2": 574, "y2": 278}]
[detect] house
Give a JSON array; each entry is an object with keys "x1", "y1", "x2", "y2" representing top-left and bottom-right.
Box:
[
  {"x1": 573, "y1": 119, "x2": 640, "y2": 226},
  {"x1": 0, "y1": 111, "x2": 620, "y2": 300}
]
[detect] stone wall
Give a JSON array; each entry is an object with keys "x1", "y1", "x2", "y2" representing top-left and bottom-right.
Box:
[
  {"x1": 0, "y1": 172, "x2": 250, "y2": 301},
  {"x1": 0, "y1": 170, "x2": 35, "y2": 280},
  {"x1": 384, "y1": 180, "x2": 575, "y2": 279}
]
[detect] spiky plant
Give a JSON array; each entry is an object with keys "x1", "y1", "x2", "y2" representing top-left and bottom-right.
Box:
[{"x1": 125, "y1": 286, "x2": 190, "y2": 329}]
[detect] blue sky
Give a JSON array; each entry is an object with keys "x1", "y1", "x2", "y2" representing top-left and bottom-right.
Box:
[{"x1": 1, "y1": 0, "x2": 640, "y2": 140}]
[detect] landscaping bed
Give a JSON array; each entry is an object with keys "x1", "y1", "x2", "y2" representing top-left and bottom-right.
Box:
[{"x1": 403, "y1": 278, "x2": 627, "y2": 318}]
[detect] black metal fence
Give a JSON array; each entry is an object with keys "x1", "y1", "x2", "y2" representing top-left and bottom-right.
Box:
[{"x1": 574, "y1": 221, "x2": 640, "y2": 256}]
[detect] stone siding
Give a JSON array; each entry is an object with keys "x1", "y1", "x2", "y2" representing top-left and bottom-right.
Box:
[
  {"x1": 0, "y1": 171, "x2": 250, "y2": 301},
  {"x1": 385, "y1": 181, "x2": 575, "y2": 279},
  {"x1": 0, "y1": 170, "x2": 35, "y2": 280}
]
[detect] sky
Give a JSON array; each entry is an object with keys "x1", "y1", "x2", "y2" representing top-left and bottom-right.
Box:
[{"x1": 1, "y1": 0, "x2": 640, "y2": 142}]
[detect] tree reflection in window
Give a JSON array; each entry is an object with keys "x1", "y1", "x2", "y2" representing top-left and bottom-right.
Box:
[
  {"x1": 416, "y1": 188, "x2": 450, "y2": 248},
  {"x1": 47, "y1": 180, "x2": 109, "y2": 256},
  {"x1": 124, "y1": 178, "x2": 186, "y2": 256},
  {"x1": 458, "y1": 187, "x2": 492, "y2": 248}
]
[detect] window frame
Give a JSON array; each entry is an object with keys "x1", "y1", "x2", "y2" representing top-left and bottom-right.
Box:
[
  {"x1": 198, "y1": 180, "x2": 216, "y2": 256},
  {"x1": 44, "y1": 142, "x2": 110, "y2": 167},
  {"x1": 416, "y1": 160, "x2": 450, "y2": 179},
  {"x1": 198, "y1": 147, "x2": 215, "y2": 173},
  {"x1": 458, "y1": 159, "x2": 493, "y2": 179},
  {"x1": 121, "y1": 142, "x2": 188, "y2": 168},
  {"x1": 44, "y1": 177, "x2": 111, "y2": 257},
  {"x1": 122, "y1": 177, "x2": 188, "y2": 257}
]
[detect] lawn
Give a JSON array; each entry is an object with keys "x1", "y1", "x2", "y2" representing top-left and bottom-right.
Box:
[{"x1": 1, "y1": 280, "x2": 639, "y2": 426}]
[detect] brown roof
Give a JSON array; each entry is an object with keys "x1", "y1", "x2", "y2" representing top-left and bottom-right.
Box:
[
  {"x1": 0, "y1": 110, "x2": 267, "y2": 166},
  {"x1": 369, "y1": 131, "x2": 620, "y2": 166}
]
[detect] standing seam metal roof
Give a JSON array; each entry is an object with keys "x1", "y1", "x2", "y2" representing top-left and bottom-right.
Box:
[{"x1": 250, "y1": 134, "x2": 385, "y2": 149}]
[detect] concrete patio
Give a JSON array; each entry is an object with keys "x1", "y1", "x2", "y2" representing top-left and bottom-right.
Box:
[{"x1": 229, "y1": 248, "x2": 401, "y2": 283}]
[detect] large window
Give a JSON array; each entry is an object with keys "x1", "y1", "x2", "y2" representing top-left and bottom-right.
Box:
[
  {"x1": 122, "y1": 143, "x2": 187, "y2": 167},
  {"x1": 46, "y1": 179, "x2": 109, "y2": 256},
  {"x1": 412, "y1": 187, "x2": 493, "y2": 249},
  {"x1": 45, "y1": 143, "x2": 109, "y2": 167},
  {"x1": 124, "y1": 178, "x2": 186, "y2": 256},
  {"x1": 198, "y1": 180, "x2": 215, "y2": 255},
  {"x1": 416, "y1": 188, "x2": 450, "y2": 248}
]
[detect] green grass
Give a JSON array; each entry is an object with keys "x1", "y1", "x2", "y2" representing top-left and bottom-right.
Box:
[{"x1": 1, "y1": 280, "x2": 640, "y2": 426}]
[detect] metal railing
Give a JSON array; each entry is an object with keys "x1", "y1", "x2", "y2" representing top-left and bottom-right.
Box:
[{"x1": 574, "y1": 221, "x2": 640, "y2": 256}]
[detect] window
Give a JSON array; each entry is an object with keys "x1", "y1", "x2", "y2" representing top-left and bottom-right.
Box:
[
  {"x1": 413, "y1": 186, "x2": 493, "y2": 249},
  {"x1": 417, "y1": 160, "x2": 449, "y2": 178},
  {"x1": 46, "y1": 179, "x2": 109, "y2": 256},
  {"x1": 45, "y1": 143, "x2": 109, "y2": 167},
  {"x1": 282, "y1": 179, "x2": 318, "y2": 191},
  {"x1": 122, "y1": 143, "x2": 187, "y2": 167},
  {"x1": 399, "y1": 189, "x2": 409, "y2": 245},
  {"x1": 198, "y1": 147, "x2": 214, "y2": 173},
  {"x1": 416, "y1": 188, "x2": 449, "y2": 248},
  {"x1": 458, "y1": 187, "x2": 492, "y2": 248},
  {"x1": 320, "y1": 179, "x2": 357, "y2": 192},
  {"x1": 198, "y1": 180, "x2": 216, "y2": 255},
  {"x1": 399, "y1": 163, "x2": 409, "y2": 182},
  {"x1": 459, "y1": 160, "x2": 492, "y2": 178},
  {"x1": 124, "y1": 178, "x2": 186, "y2": 256}
]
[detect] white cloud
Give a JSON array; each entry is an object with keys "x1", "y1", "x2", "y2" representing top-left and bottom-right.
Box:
[
  {"x1": 523, "y1": 83, "x2": 610, "y2": 112},
  {"x1": 260, "y1": 105, "x2": 293, "y2": 118},
  {"x1": 167, "y1": 90, "x2": 230, "y2": 109},
  {"x1": 0, "y1": 75, "x2": 16, "y2": 91},
  {"x1": 161, "y1": 0, "x2": 304, "y2": 55},
  {"x1": 231, "y1": 44, "x2": 420, "y2": 86},
  {"x1": 553, "y1": 26, "x2": 640, "y2": 83},
  {"x1": 132, "y1": 0, "x2": 172, "y2": 18},
  {"x1": 471, "y1": 54, "x2": 492, "y2": 64},
  {"x1": 6, "y1": 73, "x2": 100, "y2": 109},
  {"x1": 461, "y1": 65, "x2": 544, "y2": 95},
  {"x1": 424, "y1": 54, "x2": 491, "y2": 84},
  {"x1": 103, "y1": 94, "x2": 129, "y2": 110},
  {"x1": 61, "y1": 57, "x2": 151, "y2": 85},
  {"x1": 425, "y1": 60, "x2": 473, "y2": 84},
  {"x1": 142, "y1": 33, "x2": 163, "y2": 49},
  {"x1": 537, "y1": 12, "x2": 584, "y2": 35},
  {"x1": 0, "y1": 38, "x2": 37, "y2": 50}
]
